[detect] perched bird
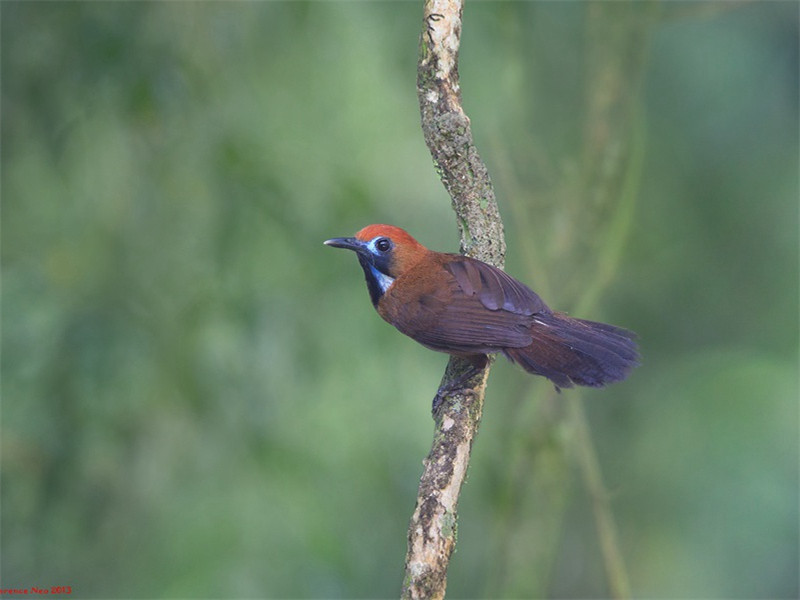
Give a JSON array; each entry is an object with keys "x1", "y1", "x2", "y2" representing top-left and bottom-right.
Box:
[{"x1": 325, "y1": 224, "x2": 638, "y2": 394}]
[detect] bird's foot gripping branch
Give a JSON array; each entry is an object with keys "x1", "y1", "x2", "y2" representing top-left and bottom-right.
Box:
[{"x1": 432, "y1": 356, "x2": 487, "y2": 414}]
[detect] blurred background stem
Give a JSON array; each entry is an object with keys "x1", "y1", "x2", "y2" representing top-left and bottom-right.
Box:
[{"x1": 490, "y1": 2, "x2": 659, "y2": 597}]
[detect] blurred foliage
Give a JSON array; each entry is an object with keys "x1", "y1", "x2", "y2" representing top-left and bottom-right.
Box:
[{"x1": 2, "y1": 1, "x2": 797, "y2": 599}]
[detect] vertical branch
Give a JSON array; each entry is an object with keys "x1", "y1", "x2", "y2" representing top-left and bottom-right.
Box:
[
  {"x1": 401, "y1": 1, "x2": 506, "y2": 599},
  {"x1": 417, "y1": 0, "x2": 505, "y2": 267}
]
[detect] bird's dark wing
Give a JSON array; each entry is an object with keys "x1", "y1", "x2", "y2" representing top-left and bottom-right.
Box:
[
  {"x1": 385, "y1": 256, "x2": 549, "y2": 354},
  {"x1": 445, "y1": 257, "x2": 549, "y2": 316}
]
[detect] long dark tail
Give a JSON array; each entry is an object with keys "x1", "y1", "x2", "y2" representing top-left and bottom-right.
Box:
[{"x1": 503, "y1": 312, "x2": 639, "y2": 389}]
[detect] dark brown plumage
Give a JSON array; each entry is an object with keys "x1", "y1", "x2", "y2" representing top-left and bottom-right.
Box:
[{"x1": 325, "y1": 224, "x2": 639, "y2": 390}]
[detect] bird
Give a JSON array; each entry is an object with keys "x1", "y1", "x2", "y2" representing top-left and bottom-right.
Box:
[{"x1": 325, "y1": 224, "x2": 639, "y2": 398}]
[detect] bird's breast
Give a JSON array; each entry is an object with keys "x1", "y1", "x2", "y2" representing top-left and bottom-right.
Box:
[{"x1": 376, "y1": 262, "x2": 451, "y2": 335}]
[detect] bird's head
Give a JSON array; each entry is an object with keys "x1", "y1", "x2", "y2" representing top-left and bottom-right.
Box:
[{"x1": 325, "y1": 224, "x2": 429, "y2": 305}]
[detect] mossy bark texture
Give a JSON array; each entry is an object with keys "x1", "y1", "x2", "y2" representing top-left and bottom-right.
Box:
[{"x1": 401, "y1": 1, "x2": 506, "y2": 598}]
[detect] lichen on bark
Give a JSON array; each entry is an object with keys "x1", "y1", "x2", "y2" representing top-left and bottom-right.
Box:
[{"x1": 401, "y1": 0, "x2": 506, "y2": 598}]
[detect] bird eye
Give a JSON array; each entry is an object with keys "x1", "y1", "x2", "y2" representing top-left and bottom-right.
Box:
[{"x1": 375, "y1": 238, "x2": 392, "y2": 253}]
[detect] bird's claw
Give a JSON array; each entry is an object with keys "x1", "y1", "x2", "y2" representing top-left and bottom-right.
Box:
[{"x1": 432, "y1": 383, "x2": 479, "y2": 415}]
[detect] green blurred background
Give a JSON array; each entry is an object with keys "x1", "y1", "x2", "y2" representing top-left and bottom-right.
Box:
[{"x1": 2, "y1": 1, "x2": 797, "y2": 598}]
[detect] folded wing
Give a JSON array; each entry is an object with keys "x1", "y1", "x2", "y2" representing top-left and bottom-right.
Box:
[{"x1": 394, "y1": 256, "x2": 550, "y2": 354}]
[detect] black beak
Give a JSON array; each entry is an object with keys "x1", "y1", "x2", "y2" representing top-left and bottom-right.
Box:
[{"x1": 324, "y1": 237, "x2": 365, "y2": 253}]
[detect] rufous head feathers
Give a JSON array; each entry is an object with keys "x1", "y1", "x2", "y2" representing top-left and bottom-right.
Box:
[{"x1": 354, "y1": 224, "x2": 429, "y2": 276}]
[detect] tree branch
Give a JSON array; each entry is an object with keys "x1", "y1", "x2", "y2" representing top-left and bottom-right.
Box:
[{"x1": 401, "y1": 1, "x2": 506, "y2": 598}]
